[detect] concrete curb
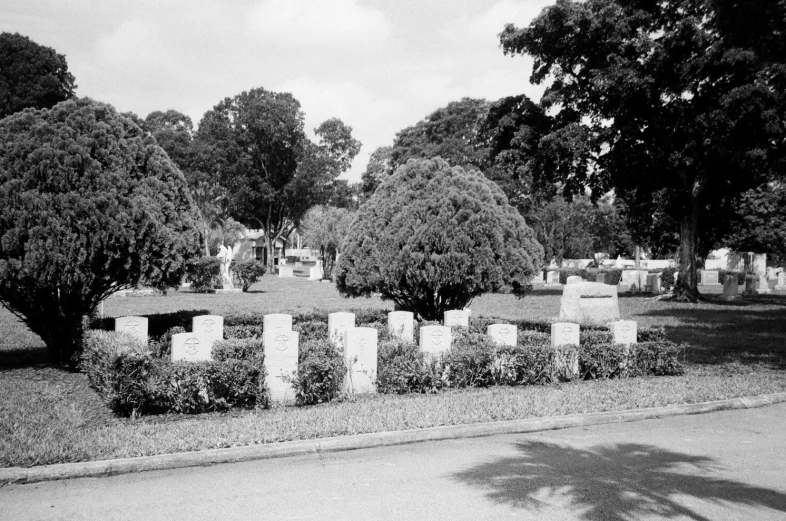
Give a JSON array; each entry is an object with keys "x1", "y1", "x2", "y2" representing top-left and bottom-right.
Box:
[{"x1": 3, "y1": 391, "x2": 786, "y2": 486}]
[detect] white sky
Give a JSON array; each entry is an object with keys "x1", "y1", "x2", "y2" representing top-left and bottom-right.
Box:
[{"x1": 2, "y1": 0, "x2": 551, "y2": 183}]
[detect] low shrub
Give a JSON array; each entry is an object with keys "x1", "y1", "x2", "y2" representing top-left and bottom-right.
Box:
[
  {"x1": 597, "y1": 269, "x2": 623, "y2": 285},
  {"x1": 377, "y1": 339, "x2": 443, "y2": 394},
  {"x1": 232, "y1": 260, "x2": 266, "y2": 291},
  {"x1": 213, "y1": 338, "x2": 264, "y2": 364},
  {"x1": 294, "y1": 321, "x2": 329, "y2": 344},
  {"x1": 660, "y1": 267, "x2": 677, "y2": 292},
  {"x1": 149, "y1": 326, "x2": 186, "y2": 358},
  {"x1": 291, "y1": 338, "x2": 345, "y2": 405},
  {"x1": 716, "y1": 269, "x2": 746, "y2": 285},
  {"x1": 186, "y1": 257, "x2": 221, "y2": 292},
  {"x1": 225, "y1": 324, "x2": 265, "y2": 340},
  {"x1": 81, "y1": 330, "x2": 152, "y2": 401}
]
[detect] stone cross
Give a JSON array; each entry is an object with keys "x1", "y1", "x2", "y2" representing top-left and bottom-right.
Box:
[
  {"x1": 192, "y1": 315, "x2": 223, "y2": 342},
  {"x1": 387, "y1": 311, "x2": 414, "y2": 342}
]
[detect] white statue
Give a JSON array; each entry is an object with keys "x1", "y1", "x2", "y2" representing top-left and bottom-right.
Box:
[{"x1": 216, "y1": 244, "x2": 234, "y2": 289}]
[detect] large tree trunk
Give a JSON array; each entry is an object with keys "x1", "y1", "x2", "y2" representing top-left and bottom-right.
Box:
[{"x1": 673, "y1": 201, "x2": 701, "y2": 302}]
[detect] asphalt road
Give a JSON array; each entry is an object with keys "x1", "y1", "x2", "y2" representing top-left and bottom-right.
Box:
[{"x1": 3, "y1": 403, "x2": 786, "y2": 521}]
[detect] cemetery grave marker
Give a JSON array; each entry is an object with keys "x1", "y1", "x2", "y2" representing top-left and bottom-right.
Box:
[
  {"x1": 192, "y1": 315, "x2": 223, "y2": 342},
  {"x1": 420, "y1": 325, "x2": 452, "y2": 355},
  {"x1": 264, "y1": 313, "x2": 292, "y2": 333},
  {"x1": 558, "y1": 282, "x2": 620, "y2": 326},
  {"x1": 114, "y1": 316, "x2": 148, "y2": 343},
  {"x1": 387, "y1": 311, "x2": 414, "y2": 342},
  {"x1": 444, "y1": 310, "x2": 469, "y2": 328},
  {"x1": 342, "y1": 327, "x2": 378, "y2": 394},
  {"x1": 171, "y1": 332, "x2": 213, "y2": 362},
  {"x1": 328, "y1": 312, "x2": 356, "y2": 345},
  {"x1": 487, "y1": 324, "x2": 517, "y2": 346},
  {"x1": 278, "y1": 266, "x2": 294, "y2": 278},
  {"x1": 264, "y1": 331, "x2": 299, "y2": 403},
  {"x1": 610, "y1": 320, "x2": 637, "y2": 345}
]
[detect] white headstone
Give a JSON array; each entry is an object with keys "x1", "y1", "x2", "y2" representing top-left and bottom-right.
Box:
[
  {"x1": 294, "y1": 262, "x2": 303, "y2": 270},
  {"x1": 264, "y1": 313, "x2": 292, "y2": 333},
  {"x1": 263, "y1": 331, "x2": 299, "y2": 403},
  {"x1": 558, "y1": 282, "x2": 620, "y2": 326},
  {"x1": 487, "y1": 324, "x2": 517, "y2": 346},
  {"x1": 114, "y1": 316, "x2": 148, "y2": 343},
  {"x1": 546, "y1": 271, "x2": 560, "y2": 284},
  {"x1": 646, "y1": 273, "x2": 662, "y2": 294},
  {"x1": 620, "y1": 270, "x2": 644, "y2": 291},
  {"x1": 551, "y1": 322, "x2": 580, "y2": 347},
  {"x1": 757, "y1": 274, "x2": 772, "y2": 294},
  {"x1": 171, "y1": 332, "x2": 213, "y2": 362},
  {"x1": 308, "y1": 266, "x2": 323, "y2": 281},
  {"x1": 278, "y1": 257, "x2": 287, "y2": 266},
  {"x1": 777, "y1": 272, "x2": 786, "y2": 289},
  {"x1": 192, "y1": 315, "x2": 223, "y2": 342},
  {"x1": 342, "y1": 327, "x2": 378, "y2": 395},
  {"x1": 419, "y1": 325, "x2": 452, "y2": 355},
  {"x1": 700, "y1": 270, "x2": 720, "y2": 285},
  {"x1": 278, "y1": 266, "x2": 294, "y2": 278},
  {"x1": 387, "y1": 311, "x2": 414, "y2": 342},
  {"x1": 532, "y1": 272, "x2": 545, "y2": 284},
  {"x1": 328, "y1": 312, "x2": 356, "y2": 345},
  {"x1": 610, "y1": 320, "x2": 637, "y2": 345},
  {"x1": 566, "y1": 275, "x2": 583, "y2": 285},
  {"x1": 444, "y1": 310, "x2": 469, "y2": 328}
]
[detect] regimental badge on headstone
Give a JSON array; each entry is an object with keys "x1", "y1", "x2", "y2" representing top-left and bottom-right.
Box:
[
  {"x1": 387, "y1": 311, "x2": 414, "y2": 342},
  {"x1": 610, "y1": 320, "x2": 637, "y2": 345},
  {"x1": 444, "y1": 310, "x2": 469, "y2": 328},
  {"x1": 192, "y1": 315, "x2": 224, "y2": 342},
  {"x1": 419, "y1": 325, "x2": 452, "y2": 355},
  {"x1": 487, "y1": 324, "x2": 518, "y2": 346},
  {"x1": 551, "y1": 322, "x2": 580, "y2": 347},
  {"x1": 171, "y1": 332, "x2": 213, "y2": 361},
  {"x1": 263, "y1": 331, "x2": 299, "y2": 403},
  {"x1": 114, "y1": 316, "x2": 148, "y2": 343}
]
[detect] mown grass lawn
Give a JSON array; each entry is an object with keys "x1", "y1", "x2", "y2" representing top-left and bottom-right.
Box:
[{"x1": 2, "y1": 276, "x2": 786, "y2": 468}]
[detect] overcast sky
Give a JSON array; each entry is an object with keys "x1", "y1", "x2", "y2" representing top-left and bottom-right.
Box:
[{"x1": 2, "y1": 0, "x2": 551, "y2": 182}]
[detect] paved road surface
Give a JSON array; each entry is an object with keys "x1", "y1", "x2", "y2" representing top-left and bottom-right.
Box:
[{"x1": 3, "y1": 403, "x2": 786, "y2": 520}]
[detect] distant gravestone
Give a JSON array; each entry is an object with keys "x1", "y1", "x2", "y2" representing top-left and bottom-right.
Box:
[
  {"x1": 558, "y1": 282, "x2": 620, "y2": 326},
  {"x1": 192, "y1": 315, "x2": 223, "y2": 342},
  {"x1": 744, "y1": 274, "x2": 757, "y2": 295},
  {"x1": 532, "y1": 272, "x2": 545, "y2": 284},
  {"x1": 278, "y1": 266, "x2": 294, "y2": 278},
  {"x1": 550, "y1": 322, "x2": 580, "y2": 378},
  {"x1": 171, "y1": 332, "x2": 213, "y2": 362},
  {"x1": 610, "y1": 320, "x2": 637, "y2": 345},
  {"x1": 263, "y1": 331, "x2": 299, "y2": 403},
  {"x1": 309, "y1": 266, "x2": 323, "y2": 281},
  {"x1": 566, "y1": 275, "x2": 583, "y2": 285},
  {"x1": 487, "y1": 324, "x2": 517, "y2": 346},
  {"x1": 444, "y1": 309, "x2": 469, "y2": 328},
  {"x1": 720, "y1": 275, "x2": 742, "y2": 301},
  {"x1": 114, "y1": 316, "x2": 148, "y2": 343},
  {"x1": 646, "y1": 273, "x2": 662, "y2": 294},
  {"x1": 328, "y1": 312, "x2": 356, "y2": 345},
  {"x1": 419, "y1": 325, "x2": 452, "y2": 355},
  {"x1": 342, "y1": 327, "x2": 378, "y2": 394},
  {"x1": 699, "y1": 270, "x2": 721, "y2": 286},
  {"x1": 756, "y1": 274, "x2": 772, "y2": 294},
  {"x1": 387, "y1": 311, "x2": 414, "y2": 342},
  {"x1": 278, "y1": 257, "x2": 287, "y2": 266},
  {"x1": 596, "y1": 272, "x2": 608, "y2": 284},
  {"x1": 777, "y1": 272, "x2": 786, "y2": 290},
  {"x1": 264, "y1": 313, "x2": 292, "y2": 333},
  {"x1": 294, "y1": 262, "x2": 303, "y2": 270},
  {"x1": 620, "y1": 270, "x2": 644, "y2": 291},
  {"x1": 546, "y1": 271, "x2": 560, "y2": 284}
]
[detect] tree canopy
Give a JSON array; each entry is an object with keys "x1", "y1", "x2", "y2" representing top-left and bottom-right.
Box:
[
  {"x1": 0, "y1": 98, "x2": 201, "y2": 366},
  {"x1": 499, "y1": 0, "x2": 786, "y2": 299},
  {"x1": 337, "y1": 158, "x2": 543, "y2": 320},
  {"x1": 197, "y1": 88, "x2": 360, "y2": 268},
  {"x1": 300, "y1": 205, "x2": 354, "y2": 279},
  {"x1": 0, "y1": 32, "x2": 76, "y2": 119}
]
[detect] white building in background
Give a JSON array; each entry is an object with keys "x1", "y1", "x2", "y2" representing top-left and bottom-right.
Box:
[{"x1": 233, "y1": 229, "x2": 319, "y2": 264}]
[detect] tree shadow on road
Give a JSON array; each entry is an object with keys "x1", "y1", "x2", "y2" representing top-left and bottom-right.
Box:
[{"x1": 453, "y1": 441, "x2": 786, "y2": 520}]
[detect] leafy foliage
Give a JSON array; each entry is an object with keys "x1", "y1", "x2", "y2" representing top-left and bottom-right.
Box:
[
  {"x1": 231, "y1": 259, "x2": 267, "y2": 291},
  {"x1": 499, "y1": 0, "x2": 786, "y2": 300},
  {"x1": 290, "y1": 338, "x2": 345, "y2": 405},
  {"x1": 185, "y1": 257, "x2": 221, "y2": 292},
  {"x1": 0, "y1": 32, "x2": 76, "y2": 119},
  {"x1": 0, "y1": 98, "x2": 201, "y2": 366},
  {"x1": 299, "y1": 205, "x2": 354, "y2": 279},
  {"x1": 337, "y1": 158, "x2": 543, "y2": 320},
  {"x1": 725, "y1": 183, "x2": 786, "y2": 267}
]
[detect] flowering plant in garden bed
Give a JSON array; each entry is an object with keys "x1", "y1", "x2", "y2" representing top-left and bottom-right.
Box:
[{"x1": 83, "y1": 310, "x2": 685, "y2": 417}]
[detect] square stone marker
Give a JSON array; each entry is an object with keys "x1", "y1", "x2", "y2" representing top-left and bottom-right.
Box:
[
  {"x1": 777, "y1": 272, "x2": 786, "y2": 289},
  {"x1": 566, "y1": 275, "x2": 583, "y2": 285},
  {"x1": 328, "y1": 312, "x2": 356, "y2": 345},
  {"x1": 171, "y1": 332, "x2": 213, "y2": 362},
  {"x1": 558, "y1": 282, "x2": 620, "y2": 326},
  {"x1": 419, "y1": 325, "x2": 452, "y2": 355},
  {"x1": 610, "y1": 320, "x2": 637, "y2": 345},
  {"x1": 309, "y1": 266, "x2": 323, "y2": 281},
  {"x1": 487, "y1": 324, "x2": 517, "y2": 346},
  {"x1": 596, "y1": 272, "x2": 608, "y2": 284},
  {"x1": 532, "y1": 272, "x2": 545, "y2": 284},
  {"x1": 114, "y1": 316, "x2": 148, "y2": 343},
  {"x1": 444, "y1": 309, "x2": 469, "y2": 328},
  {"x1": 721, "y1": 275, "x2": 741, "y2": 301},
  {"x1": 192, "y1": 315, "x2": 223, "y2": 342},
  {"x1": 342, "y1": 327, "x2": 378, "y2": 394},
  {"x1": 744, "y1": 274, "x2": 757, "y2": 295},
  {"x1": 278, "y1": 266, "x2": 294, "y2": 278},
  {"x1": 546, "y1": 271, "x2": 560, "y2": 284},
  {"x1": 700, "y1": 270, "x2": 720, "y2": 285},
  {"x1": 388, "y1": 311, "x2": 414, "y2": 342},
  {"x1": 757, "y1": 274, "x2": 772, "y2": 294},
  {"x1": 263, "y1": 331, "x2": 299, "y2": 403},
  {"x1": 620, "y1": 270, "x2": 643, "y2": 291},
  {"x1": 647, "y1": 273, "x2": 662, "y2": 294},
  {"x1": 264, "y1": 313, "x2": 292, "y2": 333},
  {"x1": 551, "y1": 322, "x2": 580, "y2": 347}
]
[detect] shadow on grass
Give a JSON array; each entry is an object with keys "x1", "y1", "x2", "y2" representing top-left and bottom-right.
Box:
[
  {"x1": 636, "y1": 300, "x2": 786, "y2": 366},
  {"x1": 453, "y1": 441, "x2": 786, "y2": 520},
  {"x1": 0, "y1": 345, "x2": 49, "y2": 368}
]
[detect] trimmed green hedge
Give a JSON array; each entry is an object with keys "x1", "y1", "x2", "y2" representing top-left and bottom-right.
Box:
[{"x1": 84, "y1": 311, "x2": 684, "y2": 417}]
